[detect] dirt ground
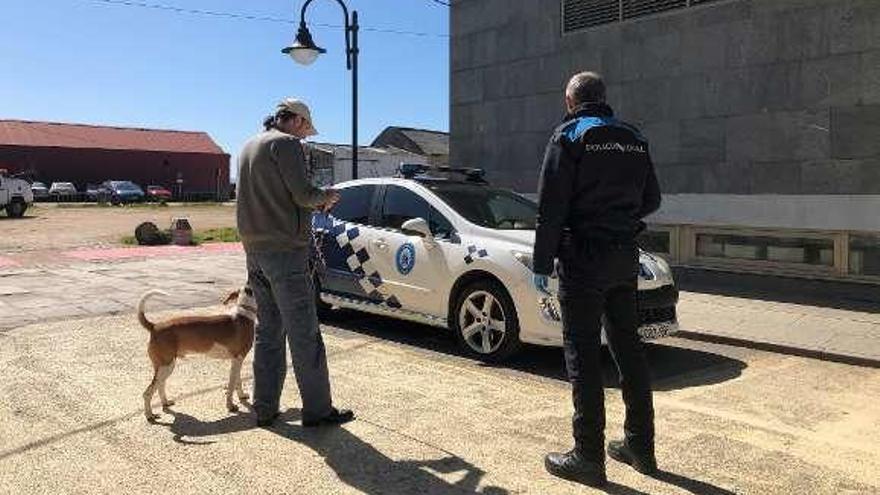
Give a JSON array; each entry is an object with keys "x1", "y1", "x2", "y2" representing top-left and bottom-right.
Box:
[{"x1": 0, "y1": 203, "x2": 236, "y2": 252}]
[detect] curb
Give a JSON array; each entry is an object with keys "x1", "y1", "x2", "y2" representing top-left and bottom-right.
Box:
[{"x1": 676, "y1": 330, "x2": 880, "y2": 369}]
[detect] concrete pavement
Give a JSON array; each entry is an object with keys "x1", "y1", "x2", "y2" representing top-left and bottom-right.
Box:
[
  {"x1": 2, "y1": 246, "x2": 880, "y2": 493},
  {"x1": 677, "y1": 291, "x2": 880, "y2": 367},
  {"x1": 1, "y1": 308, "x2": 879, "y2": 494}
]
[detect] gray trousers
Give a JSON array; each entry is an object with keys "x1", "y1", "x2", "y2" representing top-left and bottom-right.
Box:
[{"x1": 246, "y1": 248, "x2": 333, "y2": 422}]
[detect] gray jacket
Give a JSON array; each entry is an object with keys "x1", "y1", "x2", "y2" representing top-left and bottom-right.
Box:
[{"x1": 236, "y1": 129, "x2": 329, "y2": 253}]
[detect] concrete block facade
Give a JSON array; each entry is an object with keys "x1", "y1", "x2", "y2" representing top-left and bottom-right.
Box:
[{"x1": 450, "y1": 0, "x2": 880, "y2": 196}]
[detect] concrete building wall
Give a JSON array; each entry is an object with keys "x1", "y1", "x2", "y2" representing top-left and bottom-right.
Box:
[{"x1": 450, "y1": 0, "x2": 880, "y2": 197}]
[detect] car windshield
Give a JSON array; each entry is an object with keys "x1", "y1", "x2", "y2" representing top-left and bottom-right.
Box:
[
  {"x1": 426, "y1": 182, "x2": 537, "y2": 230},
  {"x1": 115, "y1": 182, "x2": 139, "y2": 191}
]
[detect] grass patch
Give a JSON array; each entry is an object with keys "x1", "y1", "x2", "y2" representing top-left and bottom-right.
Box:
[
  {"x1": 192, "y1": 227, "x2": 240, "y2": 244},
  {"x1": 120, "y1": 227, "x2": 239, "y2": 246}
]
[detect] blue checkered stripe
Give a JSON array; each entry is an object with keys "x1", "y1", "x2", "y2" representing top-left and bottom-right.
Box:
[
  {"x1": 464, "y1": 245, "x2": 489, "y2": 264},
  {"x1": 321, "y1": 215, "x2": 402, "y2": 309}
]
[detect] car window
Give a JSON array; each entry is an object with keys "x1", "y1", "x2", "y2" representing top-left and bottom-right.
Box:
[
  {"x1": 330, "y1": 185, "x2": 376, "y2": 225},
  {"x1": 381, "y1": 186, "x2": 428, "y2": 230},
  {"x1": 381, "y1": 185, "x2": 455, "y2": 238},
  {"x1": 428, "y1": 206, "x2": 455, "y2": 239},
  {"x1": 428, "y1": 183, "x2": 537, "y2": 230}
]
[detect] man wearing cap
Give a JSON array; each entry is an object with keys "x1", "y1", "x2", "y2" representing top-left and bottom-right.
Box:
[{"x1": 237, "y1": 98, "x2": 354, "y2": 428}]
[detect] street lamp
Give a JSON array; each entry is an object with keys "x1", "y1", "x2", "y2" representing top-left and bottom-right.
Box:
[{"x1": 283, "y1": 0, "x2": 359, "y2": 181}]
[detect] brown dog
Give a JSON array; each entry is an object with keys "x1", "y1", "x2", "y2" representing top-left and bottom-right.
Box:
[{"x1": 138, "y1": 286, "x2": 257, "y2": 421}]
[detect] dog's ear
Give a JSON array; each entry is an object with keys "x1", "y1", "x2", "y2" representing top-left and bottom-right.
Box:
[{"x1": 222, "y1": 290, "x2": 240, "y2": 305}]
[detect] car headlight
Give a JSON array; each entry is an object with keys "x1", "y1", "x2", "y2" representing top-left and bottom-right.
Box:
[
  {"x1": 640, "y1": 253, "x2": 673, "y2": 283},
  {"x1": 654, "y1": 255, "x2": 673, "y2": 279},
  {"x1": 511, "y1": 250, "x2": 534, "y2": 271}
]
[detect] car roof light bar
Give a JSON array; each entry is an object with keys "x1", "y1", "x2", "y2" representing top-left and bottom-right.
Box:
[{"x1": 398, "y1": 163, "x2": 488, "y2": 183}]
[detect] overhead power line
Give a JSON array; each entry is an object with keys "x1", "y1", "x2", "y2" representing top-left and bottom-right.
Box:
[
  {"x1": 427, "y1": 0, "x2": 450, "y2": 6},
  {"x1": 86, "y1": 0, "x2": 449, "y2": 38}
]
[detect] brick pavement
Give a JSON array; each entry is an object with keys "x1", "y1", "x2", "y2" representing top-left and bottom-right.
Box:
[{"x1": 0, "y1": 247, "x2": 246, "y2": 331}]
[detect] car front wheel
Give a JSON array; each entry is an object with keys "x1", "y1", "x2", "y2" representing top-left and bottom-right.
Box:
[
  {"x1": 6, "y1": 201, "x2": 27, "y2": 218},
  {"x1": 452, "y1": 280, "x2": 522, "y2": 362}
]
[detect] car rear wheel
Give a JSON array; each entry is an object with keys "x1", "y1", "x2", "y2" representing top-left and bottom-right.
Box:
[
  {"x1": 6, "y1": 201, "x2": 26, "y2": 218},
  {"x1": 452, "y1": 279, "x2": 522, "y2": 362}
]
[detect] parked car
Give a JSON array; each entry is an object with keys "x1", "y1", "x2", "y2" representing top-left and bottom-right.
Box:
[
  {"x1": 102, "y1": 180, "x2": 145, "y2": 204},
  {"x1": 146, "y1": 185, "x2": 173, "y2": 202},
  {"x1": 31, "y1": 181, "x2": 49, "y2": 200},
  {"x1": 0, "y1": 169, "x2": 34, "y2": 217},
  {"x1": 49, "y1": 182, "x2": 78, "y2": 199},
  {"x1": 84, "y1": 183, "x2": 112, "y2": 202},
  {"x1": 311, "y1": 164, "x2": 679, "y2": 361}
]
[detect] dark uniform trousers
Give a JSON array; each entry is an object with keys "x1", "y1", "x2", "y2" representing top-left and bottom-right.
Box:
[{"x1": 557, "y1": 235, "x2": 655, "y2": 461}]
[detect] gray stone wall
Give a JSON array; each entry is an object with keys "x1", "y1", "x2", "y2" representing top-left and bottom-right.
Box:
[{"x1": 450, "y1": 0, "x2": 880, "y2": 194}]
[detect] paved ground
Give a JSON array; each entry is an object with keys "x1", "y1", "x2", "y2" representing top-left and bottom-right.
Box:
[
  {"x1": 2, "y1": 244, "x2": 878, "y2": 366},
  {"x1": 1, "y1": 249, "x2": 879, "y2": 494},
  {"x1": 0, "y1": 250, "x2": 244, "y2": 331},
  {"x1": 679, "y1": 291, "x2": 880, "y2": 366}
]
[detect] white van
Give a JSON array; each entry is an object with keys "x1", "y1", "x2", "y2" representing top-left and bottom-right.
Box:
[{"x1": 0, "y1": 170, "x2": 34, "y2": 218}]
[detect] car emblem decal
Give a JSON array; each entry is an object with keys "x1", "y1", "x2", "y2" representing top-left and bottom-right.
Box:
[
  {"x1": 464, "y1": 245, "x2": 489, "y2": 264},
  {"x1": 396, "y1": 242, "x2": 416, "y2": 275}
]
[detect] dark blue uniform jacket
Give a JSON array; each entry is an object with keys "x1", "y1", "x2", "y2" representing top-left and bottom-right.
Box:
[{"x1": 533, "y1": 102, "x2": 661, "y2": 275}]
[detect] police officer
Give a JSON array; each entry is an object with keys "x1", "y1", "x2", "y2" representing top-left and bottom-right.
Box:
[{"x1": 533, "y1": 72, "x2": 661, "y2": 487}]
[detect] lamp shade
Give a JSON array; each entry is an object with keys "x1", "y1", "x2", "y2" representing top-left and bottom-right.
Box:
[
  {"x1": 282, "y1": 24, "x2": 326, "y2": 66},
  {"x1": 284, "y1": 46, "x2": 323, "y2": 65}
]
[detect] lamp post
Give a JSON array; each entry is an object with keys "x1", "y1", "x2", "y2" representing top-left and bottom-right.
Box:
[{"x1": 283, "y1": 0, "x2": 359, "y2": 181}]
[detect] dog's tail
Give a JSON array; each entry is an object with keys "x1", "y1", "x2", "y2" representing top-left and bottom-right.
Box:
[{"x1": 137, "y1": 290, "x2": 169, "y2": 333}]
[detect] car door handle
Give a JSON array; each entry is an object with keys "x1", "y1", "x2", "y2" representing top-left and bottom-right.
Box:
[{"x1": 372, "y1": 239, "x2": 389, "y2": 251}]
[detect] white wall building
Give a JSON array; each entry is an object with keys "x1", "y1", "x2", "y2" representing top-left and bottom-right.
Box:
[{"x1": 306, "y1": 143, "x2": 427, "y2": 187}]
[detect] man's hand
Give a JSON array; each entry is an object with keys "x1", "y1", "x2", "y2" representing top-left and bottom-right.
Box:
[
  {"x1": 533, "y1": 274, "x2": 551, "y2": 295},
  {"x1": 320, "y1": 188, "x2": 341, "y2": 212}
]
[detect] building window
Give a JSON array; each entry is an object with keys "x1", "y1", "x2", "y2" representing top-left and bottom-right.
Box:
[
  {"x1": 562, "y1": 0, "x2": 722, "y2": 33},
  {"x1": 563, "y1": 0, "x2": 620, "y2": 31},
  {"x1": 695, "y1": 233, "x2": 835, "y2": 267},
  {"x1": 849, "y1": 234, "x2": 880, "y2": 277},
  {"x1": 622, "y1": 0, "x2": 687, "y2": 21},
  {"x1": 638, "y1": 229, "x2": 671, "y2": 256}
]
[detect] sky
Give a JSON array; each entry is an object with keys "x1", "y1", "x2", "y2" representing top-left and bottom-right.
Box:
[{"x1": 0, "y1": 0, "x2": 450, "y2": 178}]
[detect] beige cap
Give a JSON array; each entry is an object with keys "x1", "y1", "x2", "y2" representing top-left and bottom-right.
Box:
[{"x1": 276, "y1": 98, "x2": 318, "y2": 137}]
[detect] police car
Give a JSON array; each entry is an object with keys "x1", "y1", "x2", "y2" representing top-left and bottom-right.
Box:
[{"x1": 312, "y1": 164, "x2": 678, "y2": 361}]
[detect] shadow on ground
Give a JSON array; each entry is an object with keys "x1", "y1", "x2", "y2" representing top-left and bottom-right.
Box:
[
  {"x1": 0, "y1": 214, "x2": 37, "y2": 221},
  {"x1": 675, "y1": 267, "x2": 880, "y2": 314},
  {"x1": 159, "y1": 405, "x2": 735, "y2": 495},
  {"x1": 158, "y1": 406, "x2": 510, "y2": 494},
  {"x1": 323, "y1": 311, "x2": 746, "y2": 392}
]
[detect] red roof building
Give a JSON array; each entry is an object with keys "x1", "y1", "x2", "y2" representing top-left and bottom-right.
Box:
[{"x1": 0, "y1": 120, "x2": 230, "y2": 198}]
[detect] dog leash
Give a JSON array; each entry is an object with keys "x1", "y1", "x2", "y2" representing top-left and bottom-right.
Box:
[{"x1": 309, "y1": 222, "x2": 328, "y2": 281}]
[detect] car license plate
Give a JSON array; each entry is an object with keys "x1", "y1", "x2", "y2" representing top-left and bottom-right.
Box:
[{"x1": 637, "y1": 321, "x2": 678, "y2": 340}]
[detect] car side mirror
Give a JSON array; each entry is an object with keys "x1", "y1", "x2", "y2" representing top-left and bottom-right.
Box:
[{"x1": 401, "y1": 217, "x2": 433, "y2": 240}]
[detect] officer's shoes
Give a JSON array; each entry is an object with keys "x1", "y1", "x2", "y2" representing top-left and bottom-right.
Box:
[
  {"x1": 607, "y1": 439, "x2": 657, "y2": 475},
  {"x1": 544, "y1": 449, "x2": 607, "y2": 487}
]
